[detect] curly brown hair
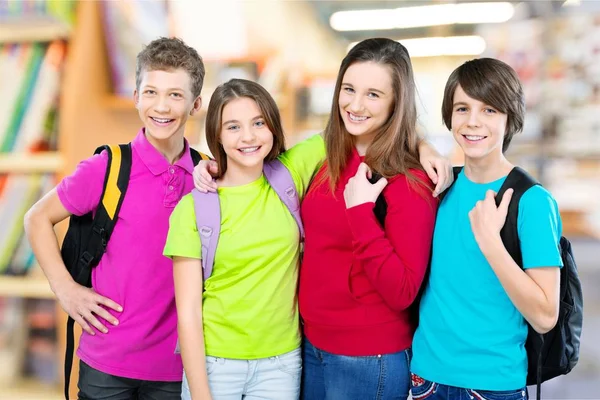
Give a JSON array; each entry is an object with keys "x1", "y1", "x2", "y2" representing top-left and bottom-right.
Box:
[{"x1": 136, "y1": 37, "x2": 205, "y2": 97}]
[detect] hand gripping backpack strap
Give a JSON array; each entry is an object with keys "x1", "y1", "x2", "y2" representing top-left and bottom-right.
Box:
[
  {"x1": 191, "y1": 189, "x2": 221, "y2": 280},
  {"x1": 262, "y1": 159, "x2": 305, "y2": 239},
  {"x1": 64, "y1": 144, "x2": 132, "y2": 400}
]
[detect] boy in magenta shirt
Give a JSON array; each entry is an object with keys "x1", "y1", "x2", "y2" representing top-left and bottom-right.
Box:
[{"x1": 24, "y1": 37, "x2": 205, "y2": 399}]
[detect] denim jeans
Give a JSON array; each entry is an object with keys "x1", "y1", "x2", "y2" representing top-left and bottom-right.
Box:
[
  {"x1": 301, "y1": 338, "x2": 411, "y2": 400},
  {"x1": 181, "y1": 348, "x2": 301, "y2": 400},
  {"x1": 410, "y1": 373, "x2": 528, "y2": 400},
  {"x1": 77, "y1": 361, "x2": 181, "y2": 400}
]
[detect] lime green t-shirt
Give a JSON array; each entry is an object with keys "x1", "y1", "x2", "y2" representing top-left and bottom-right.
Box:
[{"x1": 163, "y1": 134, "x2": 325, "y2": 359}]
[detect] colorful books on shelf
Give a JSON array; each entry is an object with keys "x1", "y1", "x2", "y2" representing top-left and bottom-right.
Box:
[
  {"x1": 101, "y1": 0, "x2": 169, "y2": 97},
  {"x1": 0, "y1": 174, "x2": 54, "y2": 275},
  {"x1": 0, "y1": 41, "x2": 65, "y2": 153}
]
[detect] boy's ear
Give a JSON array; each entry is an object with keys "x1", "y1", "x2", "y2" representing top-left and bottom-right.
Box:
[
  {"x1": 190, "y1": 96, "x2": 202, "y2": 116},
  {"x1": 133, "y1": 90, "x2": 139, "y2": 107}
]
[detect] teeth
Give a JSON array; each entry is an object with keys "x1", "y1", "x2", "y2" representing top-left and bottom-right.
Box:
[
  {"x1": 349, "y1": 113, "x2": 368, "y2": 122},
  {"x1": 239, "y1": 147, "x2": 259, "y2": 153},
  {"x1": 152, "y1": 117, "x2": 172, "y2": 123},
  {"x1": 465, "y1": 135, "x2": 485, "y2": 141}
]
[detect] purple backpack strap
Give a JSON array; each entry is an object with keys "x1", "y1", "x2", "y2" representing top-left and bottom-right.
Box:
[
  {"x1": 263, "y1": 159, "x2": 304, "y2": 239},
  {"x1": 191, "y1": 189, "x2": 221, "y2": 280}
]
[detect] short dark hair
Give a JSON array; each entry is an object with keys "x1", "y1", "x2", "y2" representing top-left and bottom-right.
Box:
[
  {"x1": 205, "y1": 79, "x2": 286, "y2": 179},
  {"x1": 136, "y1": 37, "x2": 205, "y2": 97},
  {"x1": 441, "y1": 58, "x2": 525, "y2": 152}
]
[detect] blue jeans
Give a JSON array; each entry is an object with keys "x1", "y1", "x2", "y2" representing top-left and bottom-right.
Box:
[
  {"x1": 301, "y1": 338, "x2": 411, "y2": 400},
  {"x1": 410, "y1": 373, "x2": 528, "y2": 400},
  {"x1": 182, "y1": 348, "x2": 301, "y2": 400}
]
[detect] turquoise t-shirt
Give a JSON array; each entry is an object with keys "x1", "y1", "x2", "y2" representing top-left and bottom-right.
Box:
[{"x1": 411, "y1": 169, "x2": 563, "y2": 390}]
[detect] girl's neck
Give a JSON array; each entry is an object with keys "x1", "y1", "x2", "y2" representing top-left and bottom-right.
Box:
[
  {"x1": 464, "y1": 152, "x2": 514, "y2": 183},
  {"x1": 354, "y1": 133, "x2": 375, "y2": 156},
  {"x1": 218, "y1": 161, "x2": 264, "y2": 187}
]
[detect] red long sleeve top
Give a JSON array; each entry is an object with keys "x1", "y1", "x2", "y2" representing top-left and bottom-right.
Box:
[{"x1": 298, "y1": 149, "x2": 438, "y2": 356}]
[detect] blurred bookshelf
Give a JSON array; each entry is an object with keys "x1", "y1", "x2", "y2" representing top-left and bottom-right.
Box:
[{"x1": 0, "y1": 18, "x2": 71, "y2": 44}]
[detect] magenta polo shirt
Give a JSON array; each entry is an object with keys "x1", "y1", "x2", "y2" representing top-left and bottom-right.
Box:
[{"x1": 57, "y1": 129, "x2": 195, "y2": 381}]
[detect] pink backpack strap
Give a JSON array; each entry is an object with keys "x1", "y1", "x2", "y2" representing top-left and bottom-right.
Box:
[
  {"x1": 191, "y1": 159, "x2": 303, "y2": 282},
  {"x1": 191, "y1": 189, "x2": 221, "y2": 280},
  {"x1": 263, "y1": 159, "x2": 304, "y2": 239}
]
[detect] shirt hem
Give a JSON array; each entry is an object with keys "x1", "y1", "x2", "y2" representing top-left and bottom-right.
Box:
[
  {"x1": 77, "y1": 350, "x2": 183, "y2": 382},
  {"x1": 205, "y1": 342, "x2": 300, "y2": 360},
  {"x1": 410, "y1": 365, "x2": 526, "y2": 391}
]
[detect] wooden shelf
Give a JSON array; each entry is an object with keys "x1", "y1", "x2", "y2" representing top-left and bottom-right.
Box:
[
  {"x1": 0, "y1": 275, "x2": 54, "y2": 299},
  {"x1": 103, "y1": 95, "x2": 136, "y2": 111},
  {"x1": 0, "y1": 18, "x2": 71, "y2": 43},
  {"x1": 0, "y1": 152, "x2": 63, "y2": 174},
  {"x1": 2, "y1": 378, "x2": 61, "y2": 400}
]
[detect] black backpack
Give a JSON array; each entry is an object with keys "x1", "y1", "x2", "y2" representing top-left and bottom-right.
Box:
[
  {"x1": 371, "y1": 167, "x2": 583, "y2": 399},
  {"x1": 60, "y1": 144, "x2": 208, "y2": 399}
]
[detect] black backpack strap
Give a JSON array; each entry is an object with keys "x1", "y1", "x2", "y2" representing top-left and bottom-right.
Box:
[
  {"x1": 495, "y1": 166, "x2": 541, "y2": 399},
  {"x1": 190, "y1": 148, "x2": 211, "y2": 165},
  {"x1": 368, "y1": 173, "x2": 387, "y2": 227},
  {"x1": 497, "y1": 166, "x2": 540, "y2": 267},
  {"x1": 64, "y1": 143, "x2": 132, "y2": 400}
]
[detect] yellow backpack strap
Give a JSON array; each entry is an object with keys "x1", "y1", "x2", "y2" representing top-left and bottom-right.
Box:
[
  {"x1": 190, "y1": 148, "x2": 211, "y2": 165},
  {"x1": 92, "y1": 143, "x2": 132, "y2": 241}
]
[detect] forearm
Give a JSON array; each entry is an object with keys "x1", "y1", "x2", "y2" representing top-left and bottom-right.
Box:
[
  {"x1": 24, "y1": 210, "x2": 73, "y2": 294},
  {"x1": 482, "y1": 238, "x2": 558, "y2": 333},
  {"x1": 179, "y1": 312, "x2": 212, "y2": 400}
]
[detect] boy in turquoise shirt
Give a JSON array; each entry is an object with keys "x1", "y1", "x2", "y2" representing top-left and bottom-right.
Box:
[{"x1": 411, "y1": 58, "x2": 563, "y2": 400}]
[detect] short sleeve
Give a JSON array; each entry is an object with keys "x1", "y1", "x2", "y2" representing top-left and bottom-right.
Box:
[
  {"x1": 518, "y1": 185, "x2": 563, "y2": 269},
  {"x1": 163, "y1": 194, "x2": 202, "y2": 260},
  {"x1": 277, "y1": 134, "x2": 325, "y2": 198},
  {"x1": 56, "y1": 151, "x2": 108, "y2": 216}
]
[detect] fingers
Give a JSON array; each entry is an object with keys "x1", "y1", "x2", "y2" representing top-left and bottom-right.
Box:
[
  {"x1": 92, "y1": 304, "x2": 120, "y2": 327},
  {"x1": 432, "y1": 162, "x2": 446, "y2": 197},
  {"x1": 81, "y1": 310, "x2": 109, "y2": 334},
  {"x1": 498, "y1": 188, "x2": 514, "y2": 213},
  {"x1": 208, "y1": 160, "x2": 218, "y2": 175},
  {"x1": 96, "y1": 295, "x2": 123, "y2": 313},
  {"x1": 73, "y1": 313, "x2": 95, "y2": 335},
  {"x1": 373, "y1": 177, "x2": 388, "y2": 193},
  {"x1": 356, "y1": 162, "x2": 370, "y2": 177},
  {"x1": 193, "y1": 161, "x2": 218, "y2": 193},
  {"x1": 423, "y1": 162, "x2": 439, "y2": 187}
]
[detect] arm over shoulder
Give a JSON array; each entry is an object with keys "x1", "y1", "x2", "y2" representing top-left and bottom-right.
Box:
[{"x1": 277, "y1": 134, "x2": 326, "y2": 198}]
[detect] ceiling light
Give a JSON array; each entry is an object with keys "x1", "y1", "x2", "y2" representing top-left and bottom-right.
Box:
[
  {"x1": 347, "y1": 36, "x2": 487, "y2": 58},
  {"x1": 330, "y1": 2, "x2": 514, "y2": 32}
]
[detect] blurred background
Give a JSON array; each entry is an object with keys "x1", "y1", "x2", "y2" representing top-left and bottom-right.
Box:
[{"x1": 0, "y1": 0, "x2": 598, "y2": 398}]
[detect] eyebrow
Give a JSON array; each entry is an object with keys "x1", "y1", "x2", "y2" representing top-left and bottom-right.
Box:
[
  {"x1": 222, "y1": 115, "x2": 264, "y2": 126},
  {"x1": 341, "y1": 82, "x2": 386, "y2": 95},
  {"x1": 453, "y1": 101, "x2": 469, "y2": 107},
  {"x1": 142, "y1": 85, "x2": 184, "y2": 92}
]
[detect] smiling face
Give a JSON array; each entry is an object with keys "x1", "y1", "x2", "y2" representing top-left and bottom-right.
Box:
[
  {"x1": 338, "y1": 61, "x2": 394, "y2": 148},
  {"x1": 451, "y1": 85, "x2": 508, "y2": 162},
  {"x1": 134, "y1": 68, "x2": 201, "y2": 145},
  {"x1": 219, "y1": 96, "x2": 274, "y2": 174}
]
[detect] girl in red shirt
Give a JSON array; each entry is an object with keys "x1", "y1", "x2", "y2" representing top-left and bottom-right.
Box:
[{"x1": 298, "y1": 38, "x2": 438, "y2": 400}]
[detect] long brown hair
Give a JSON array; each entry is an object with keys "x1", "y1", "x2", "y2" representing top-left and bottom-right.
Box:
[
  {"x1": 205, "y1": 79, "x2": 286, "y2": 179},
  {"x1": 324, "y1": 38, "x2": 424, "y2": 191}
]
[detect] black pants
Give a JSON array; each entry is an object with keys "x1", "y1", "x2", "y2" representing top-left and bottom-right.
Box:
[{"x1": 78, "y1": 361, "x2": 182, "y2": 400}]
